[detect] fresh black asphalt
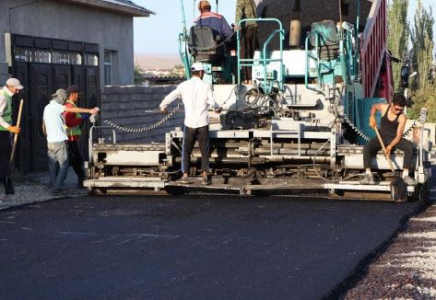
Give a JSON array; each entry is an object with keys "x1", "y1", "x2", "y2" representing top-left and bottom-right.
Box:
[{"x1": 0, "y1": 195, "x2": 421, "y2": 300}]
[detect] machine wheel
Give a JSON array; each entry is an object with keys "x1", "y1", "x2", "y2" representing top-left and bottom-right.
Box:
[
  {"x1": 414, "y1": 182, "x2": 429, "y2": 203},
  {"x1": 419, "y1": 183, "x2": 429, "y2": 203},
  {"x1": 410, "y1": 182, "x2": 429, "y2": 203}
]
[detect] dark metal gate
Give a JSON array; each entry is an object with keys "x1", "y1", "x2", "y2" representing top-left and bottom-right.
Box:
[{"x1": 11, "y1": 34, "x2": 100, "y2": 173}]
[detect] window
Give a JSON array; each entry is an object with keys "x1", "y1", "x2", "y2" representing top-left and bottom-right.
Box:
[
  {"x1": 14, "y1": 47, "x2": 32, "y2": 62},
  {"x1": 104, "y1": 50, "x2": 117, "y2": 85},
  {"x1": 14, "y1": 47, "x2": 84, "y2": 65},
  {"x1": 84, "y1": 54, "x2": 98, "y2": 66}
]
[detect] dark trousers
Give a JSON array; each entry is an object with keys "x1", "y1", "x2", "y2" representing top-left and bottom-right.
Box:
[
  {"x1": 0, "y1": 131, "x2": 12, "y2": 183},
  {"x1": 240, "y1": 26, "x2": 258, "y2": 81},
  {"x1": 182, "y1": 125, "x2": 210, "y2": 174},
  {"x1": 67, "y1": 140, "x2": 84, "y2": 182},
  {"x1": 363, "y1": 137, "x2": 414, "y2": 170}
]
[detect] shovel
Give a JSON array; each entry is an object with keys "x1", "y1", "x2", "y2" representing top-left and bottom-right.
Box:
[
  {"x1": 4, "y1": 99, "x2": 24, "y2": 195},
  {"x1": 374, "y1": 126, "x2": 407, "y2": 202}
]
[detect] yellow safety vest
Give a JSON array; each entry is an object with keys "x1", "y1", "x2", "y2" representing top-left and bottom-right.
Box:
[
  {"x1": 0, "y1": 88, "x2": 12, "y2": 131},
  {"x1": 65, "y1": 99, "x2": 82, "y2": 137}
]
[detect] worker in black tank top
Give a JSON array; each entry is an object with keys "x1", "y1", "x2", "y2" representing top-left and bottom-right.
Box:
[
  {"x1": 380, "y1": 104, "x2": 401, "y2": 144},
  {"x1": 360, "y1": 94, "x2": 417, "y2": 186}
]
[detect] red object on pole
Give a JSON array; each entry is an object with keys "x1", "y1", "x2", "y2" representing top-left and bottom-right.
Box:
[{"x1": 360, "y1": 0, "x2": 390, "y2": 99}]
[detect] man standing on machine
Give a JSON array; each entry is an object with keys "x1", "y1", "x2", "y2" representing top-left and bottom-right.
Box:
[
  {"x1": 159, "y1": 62, "x2": 221, "y2": 185},
  {"x1": 235, "y1": 0, "x2": 259, "y2": 84}
]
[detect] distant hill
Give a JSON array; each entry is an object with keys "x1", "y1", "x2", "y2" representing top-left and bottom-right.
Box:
[{"x1": 134, "y1": 53, "x2": 182, "y2": 69}]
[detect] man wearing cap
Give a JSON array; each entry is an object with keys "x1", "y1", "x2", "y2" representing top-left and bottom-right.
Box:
[
  {"x1": 0, "y1": 78, "x2": 23, "y2": 192},
  {"x1": 159, "y1": 62, "x2": 221, "y2": 185},
  {"x1": 42, "y1": 89, "x2": 98, "y2": 195},
  {"x1": 64, "y1": 85, "x2": 91, "y2": 188},
  {"x1": 195, "y1": 0, "x2": 233, "y2": 61}
]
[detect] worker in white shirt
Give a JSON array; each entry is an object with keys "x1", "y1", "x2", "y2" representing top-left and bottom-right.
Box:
[
  {"x1": 42, "y1": 89, "x2": 99, "y2": 195},
  {"x1": 159, "y1": 62, "x2": 221, "y2": 185}
]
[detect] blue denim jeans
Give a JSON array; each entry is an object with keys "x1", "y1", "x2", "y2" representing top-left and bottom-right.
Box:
[{"x1": 47, "y1": 141, "x2": 69, "y2": 192}]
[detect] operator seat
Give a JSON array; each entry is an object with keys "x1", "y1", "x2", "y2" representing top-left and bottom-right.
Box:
[
  {"x1": 189, "y1": 25, "x2": 224, "y2": 65},
  {"x1": 309, "y1": 20, "x2": 340, "y2": 61}
]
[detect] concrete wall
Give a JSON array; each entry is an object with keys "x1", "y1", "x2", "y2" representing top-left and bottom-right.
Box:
[
  {"x1": 101, "y1": 85, "x2": 184, "y2": 143},
  {"x1": 0, "y1": 0, "x2": 136, "y2": 86}
]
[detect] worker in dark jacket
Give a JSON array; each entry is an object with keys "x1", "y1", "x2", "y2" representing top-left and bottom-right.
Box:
[
  {"x1": 195, "y1": 1, "x2": 233, "y2": 40},
  {"x1": 360, "y1": 94, "x2": 416, "y2": 186},
  {"x1": 195, "y1": 0, "x2": 233, "y2": 61}
]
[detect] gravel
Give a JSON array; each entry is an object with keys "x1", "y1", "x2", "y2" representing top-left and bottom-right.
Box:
[
  {"x1": 342, "y1": 203, "x2": 436, "y2": 300},
  {"x1": 0, "y1": 170, "x2": 87, "y2": 210}
]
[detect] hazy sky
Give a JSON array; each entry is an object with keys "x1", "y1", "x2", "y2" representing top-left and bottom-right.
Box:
[{"x1": 133, "y1": 0, "x2": 434, "y2": 54}]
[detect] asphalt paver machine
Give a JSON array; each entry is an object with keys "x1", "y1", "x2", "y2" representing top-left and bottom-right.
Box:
[{"x1": 85, "y1": 0, "x2": 432, "y2": 201}]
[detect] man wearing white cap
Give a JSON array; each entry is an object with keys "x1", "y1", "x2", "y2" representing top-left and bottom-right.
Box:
[
  {"x1": 159, "y1": 62, "x2": 221, "y2": 185},
  {"x1": 42, "y1": 89, "x2": 99, "y2": 195},
  {"x1": 0, "y1": 78, "x2": 23, "y2": 192}
]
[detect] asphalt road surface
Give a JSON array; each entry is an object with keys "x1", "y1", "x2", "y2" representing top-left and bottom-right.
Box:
[{"x1": 0, "y1": 195, "x2": 422, "y2": 300}]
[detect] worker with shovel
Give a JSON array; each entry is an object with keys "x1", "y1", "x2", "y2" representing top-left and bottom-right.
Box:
[
  {"x1": 0, "y1": 78, "x2": 23, "y2": 195},
  {"x1": 360, "y1": 94, "x2": 416, "y2": 186}
]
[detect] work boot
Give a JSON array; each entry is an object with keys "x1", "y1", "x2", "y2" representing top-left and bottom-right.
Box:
[
  {"x1": 402, "y1": 176, "x2": 417, "y2": 186},
  {"x1": 201, "y1": 177, "x2": 211, "y2": 186},
  {"x1": 179, "y1": 177, "x2": 190, "y2": 184},
  {"x1": 360, "y1": 174, "x2": 376, "y2": 185}
]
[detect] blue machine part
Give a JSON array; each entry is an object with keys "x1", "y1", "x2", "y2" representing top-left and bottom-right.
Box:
[{"x1": 359, "y1": 97, "x2": 386, "y2": 142}]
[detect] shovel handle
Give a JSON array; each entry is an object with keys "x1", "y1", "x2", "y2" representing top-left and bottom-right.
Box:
[
  {"x1": 373, "y1": 126, "x2": 396, "y2": 172},
  {"x1": 8, "y1": 99, "x2": 24, "y2": 171}
]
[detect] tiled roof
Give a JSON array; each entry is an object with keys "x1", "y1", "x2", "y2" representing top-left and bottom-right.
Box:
[
  {"x1": 62, "y1": 0, "x2": 155, "y2": 17},
  {"x1": 102, "y1": 0, "x2": 155, "y2": 15},
  {"x1": 103, "y1": 0, "x2": 151, "y2": 12}
]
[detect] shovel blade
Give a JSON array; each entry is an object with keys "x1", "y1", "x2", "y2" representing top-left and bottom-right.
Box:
[
  {"x1": 390, "y1": 179, "x2": 407, "y2": 202},
  {"x1": 4, "y1": 177, "x2": 15, "y2": 195}
]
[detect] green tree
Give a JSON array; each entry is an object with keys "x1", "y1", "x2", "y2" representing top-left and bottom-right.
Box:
[
  {"x1": 134, "y1": 65, "x2": 145, "y2": 85},
  {"x1": 168, "y1": 65, "x2": 185, "y2": 77},
  {"x1": 387, "y1": 0, "x2": 409, "y2": 92},
  {"x1": 410, "y1": 0, "x2": 434, "y2": 90},
  {"x1": 408, "y1": 1, "x2": 435, "y2": 121},
  {"x1": 408, "y1": 88, "x2": 436, "y2": 121}
]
